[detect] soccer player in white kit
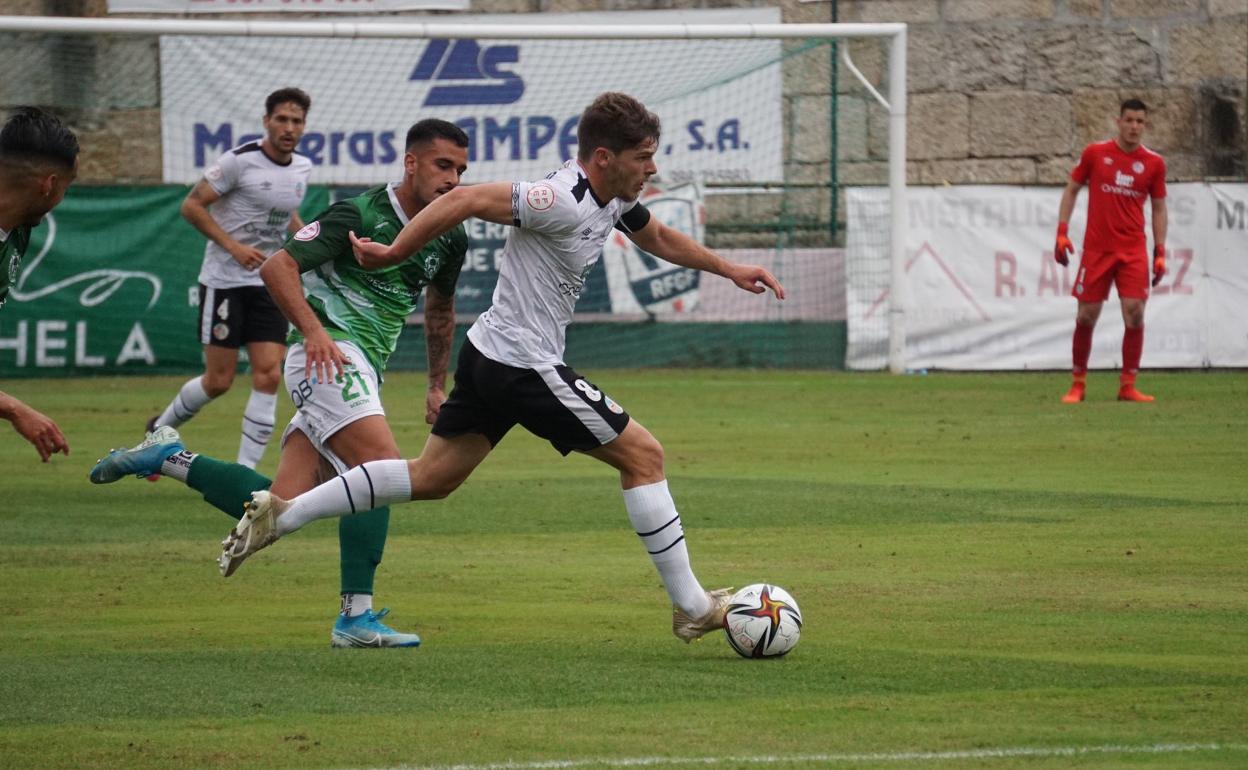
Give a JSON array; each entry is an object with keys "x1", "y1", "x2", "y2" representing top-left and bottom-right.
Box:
[
  {"x1": 221, "y1": 92, "x2": 786, "y2": 643},
  {"x1": 149, "y1": 88, "x2": 313, "y2": 468}
]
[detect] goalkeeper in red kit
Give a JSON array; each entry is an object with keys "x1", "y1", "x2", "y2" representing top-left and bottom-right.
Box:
[{"x1": 1054, "y1": 98, "x2": 1168, "y2": 403}]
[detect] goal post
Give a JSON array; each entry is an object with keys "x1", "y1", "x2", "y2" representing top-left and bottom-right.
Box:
[{"x1": 0, "y1": 14, "x2": 907, "y2": 374}]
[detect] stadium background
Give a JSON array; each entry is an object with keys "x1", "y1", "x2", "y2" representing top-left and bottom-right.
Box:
[{"x1": 0, "y1": 0, "x2": 1244, "y2": 378}]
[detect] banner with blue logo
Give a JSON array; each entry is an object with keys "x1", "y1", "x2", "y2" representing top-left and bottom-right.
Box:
[{"x1": 159, "y1": 7, "x2": 783, "y2": 187}]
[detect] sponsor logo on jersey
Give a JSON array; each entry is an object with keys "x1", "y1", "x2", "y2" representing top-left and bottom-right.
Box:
[
  {"x1": 409, "y1": 39, "x2": 525, "y2": 107},
  {"x1": 526, "y1": 183, "x2": 556, "y2": 211},
  {"x1": 1101, "y1": 171, "x2": 1146, "y2": 199},
  {"x1": 294, "y1": 221, "x2": 321, "y2": 241}
]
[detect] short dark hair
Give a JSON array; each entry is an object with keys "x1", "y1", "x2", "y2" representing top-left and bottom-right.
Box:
[
  {"x1": 576, "y1": 92, "x2": 661, "y2": 161},
  {"x1": 405, "y1": 119, "x2": 470, "y2": 151},
  {"x1": 0, "y1": 107, "x2": 79, "y2": 173},
  {"x1": 1120, "y1": 98, "x2": 1148, "y2": 115},
  {"x1": 265, "y1": 87, "x2": 311, "y2": 117}
]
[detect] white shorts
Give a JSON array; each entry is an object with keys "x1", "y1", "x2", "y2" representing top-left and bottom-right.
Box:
[{"x1": 280, "y1": 339, "x2": 385, "y2": 473}]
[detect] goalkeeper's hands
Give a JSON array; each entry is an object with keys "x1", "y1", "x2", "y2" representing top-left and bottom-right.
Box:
[
  {"x1": 1054, "y1": 222, "x2": 1074, "y2": 266},
  {"x1": 1152, "y1": 245, "x2": 1166, "y2": 287}
]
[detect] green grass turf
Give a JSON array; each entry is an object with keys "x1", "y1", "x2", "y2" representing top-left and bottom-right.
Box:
[{"x1": 0, "y1": 370, "x2": 1244, "y2": 770}]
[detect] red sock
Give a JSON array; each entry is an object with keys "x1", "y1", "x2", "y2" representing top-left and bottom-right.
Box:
[
  {"x1": 1072, "y1": 323, "x2": 1094, "y2": 376},
  {"x1": 1121, "y1": 326, "x2": 1144, "y2": 384}
]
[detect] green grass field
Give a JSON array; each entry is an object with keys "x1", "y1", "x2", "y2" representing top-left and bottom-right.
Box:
[{"x1": 1, "y1": 370, "x2": 1245, "y2": 770}]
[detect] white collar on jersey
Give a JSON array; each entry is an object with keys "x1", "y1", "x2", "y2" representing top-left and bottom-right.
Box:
[{"x1": 386, "y1": 182, "x2": 411, "y2": 226}]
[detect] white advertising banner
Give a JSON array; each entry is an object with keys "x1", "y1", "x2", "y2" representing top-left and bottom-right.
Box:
[
  {"x1": 112, "y1": 0, "x2": 465, "y2": 12},
  {"x1": 159, "y1": 7, "x2": 783, "y2": 186},
  {"x1": 847, "y1": 183, "x2": 1248, "y2": 370}
]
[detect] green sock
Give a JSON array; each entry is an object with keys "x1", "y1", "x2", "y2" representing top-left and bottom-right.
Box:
[
  {"x1": 339, "y1": 505, "x2": 389, "y2": 595},
  {"x1": 186, "y1": 455, "x2": 272, "y2": 521}
]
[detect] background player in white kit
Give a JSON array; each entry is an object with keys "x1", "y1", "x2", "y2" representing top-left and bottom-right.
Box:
[
  {"x1": 220, "y1": 92, "x2": 786, "y2": 644},
  {"x1": 148, "y1": 88, "x2": 313, "y2": 468}
]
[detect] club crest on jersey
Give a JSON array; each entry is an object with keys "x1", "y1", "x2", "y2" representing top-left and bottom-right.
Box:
[
  {"x1": 294, "y1": 221, "x2": 320, "y2": 241},
  {"x1": 526, "y1": 183, "x2": 555, "y2": 211},
  {"x1": 205, "y1": 164, "x2": 223, "y2": 181},
  {"x1": 1132, "y1": 161, "x2": 1145, "y2": 173},
  {"x1": 213, "y1": 322, "x2": 229, "y2": 340}
]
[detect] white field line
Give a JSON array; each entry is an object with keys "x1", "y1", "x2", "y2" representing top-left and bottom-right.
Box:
[{"x1": 353, "y1": 741, "x2": 1247, "y2": 770}]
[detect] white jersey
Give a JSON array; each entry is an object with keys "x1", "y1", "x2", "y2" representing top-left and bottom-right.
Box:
[
  {"x1": 197, "y1": 142, "x2": 312, "y2": 288},
  {"x1": 467, "y1": 160, "x2": 651, "y2": 368}
]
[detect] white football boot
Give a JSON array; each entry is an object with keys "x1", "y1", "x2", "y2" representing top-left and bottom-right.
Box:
[
  {"x1": 219, "y1": 490, "x2": 288, "y2": 577},
  {"x1": 672, "y1": 587, "x2": 734, "y2": 643}
]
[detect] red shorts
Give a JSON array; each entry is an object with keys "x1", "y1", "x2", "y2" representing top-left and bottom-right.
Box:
[{"x1": 1072, "y1": 249, "x2": 1150, "y2": 302}]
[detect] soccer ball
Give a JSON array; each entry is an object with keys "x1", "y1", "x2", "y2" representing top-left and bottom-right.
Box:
[{"x1": 723, "y1": 583, "x2": 803, "y2": 658}]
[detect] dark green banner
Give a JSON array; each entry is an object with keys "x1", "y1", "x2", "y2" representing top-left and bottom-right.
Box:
[
  {"x1": 0, "y1": 185, "x2": 331, "y2": 379},
  {"x1": 1, "y1": 186, "x2": 843, "y2": 377}
]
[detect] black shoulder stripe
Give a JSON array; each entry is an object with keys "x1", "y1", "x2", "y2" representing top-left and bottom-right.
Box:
[
  {"x1": 232, "y1": 142, "x2": 263, "y2": 155},
  {"x1": 571, "y1": 174, "x2": 590, "y2": 204},
  {"x1": 615, "y1": 203, "x2": 651, "y2": 234}
]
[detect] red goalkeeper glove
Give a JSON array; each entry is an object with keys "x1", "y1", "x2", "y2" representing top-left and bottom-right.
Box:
[
  {"x1": 1054, "y1": 222, "x2": 1074, "y2": 266},
  {"x1": 1152, "y1": 245, "x2": 1166, "y2": 287}
]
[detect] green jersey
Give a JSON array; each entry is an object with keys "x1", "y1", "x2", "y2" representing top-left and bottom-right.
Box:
[
  {"x1": 0, "y1": 225, "x2": 33, "y2": 310},
  {"x1": 283, "y1": 183, "x2": 467, "y2": 375}
]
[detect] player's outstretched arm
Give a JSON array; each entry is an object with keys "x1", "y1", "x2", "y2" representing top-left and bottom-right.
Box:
[
  {"x1": 351, "y1": 182, "x2": 514, "y2": 270},
  {"x1": 626, "y1": 218, "x2": 785, "y2": 299},
  {"x1": 0, "y1": 391, "x2": 69, "y2": 462}
]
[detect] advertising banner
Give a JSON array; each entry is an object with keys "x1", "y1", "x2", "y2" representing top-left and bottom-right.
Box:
[
  {"x1": 158, "y1": 8, "x2": 784, "y2": 186},
  {"x1": 846, "y1": 183, "x2": 1248, "y2": 370},
  {"x1": 0, "y1": 182, "x2": 720, "y2": 377}
]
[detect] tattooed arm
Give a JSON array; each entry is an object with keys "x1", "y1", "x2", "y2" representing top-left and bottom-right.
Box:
[{"x1": 423, "y1": 284, "x2": 456, "y2": 424}]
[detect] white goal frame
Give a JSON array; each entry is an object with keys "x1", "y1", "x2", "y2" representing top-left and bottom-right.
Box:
[{"x1": 0, "y1": 15, "x2": 908, "y2": 373}]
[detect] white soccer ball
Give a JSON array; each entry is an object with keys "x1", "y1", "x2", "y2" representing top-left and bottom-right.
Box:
[{"x1": 723, "y1": 583, "x2": 803, "y2": 658}]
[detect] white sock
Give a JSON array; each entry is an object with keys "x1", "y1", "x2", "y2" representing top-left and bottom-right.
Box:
[
  {"x1": 623, "y1": 479, "x2": 711, "y2": 617},
  {"x1": 156, "y1": 376, "x2": 213, "y2": 429},
  {"x1": 159, "y1": 450, "x2": 198, "y2": 483},
  {"x1": 236, "y1": 389, "x2": 277, "y2": 468},
  {"x1": 340, "y1": 592, "x2": 373, "y2": 617},
  {"x1": 277, "y1": 459, "x2": 412, "y2": 536}
]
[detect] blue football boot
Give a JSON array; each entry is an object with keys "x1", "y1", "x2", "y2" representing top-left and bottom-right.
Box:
[
  {"x1": 331, "y1": 608, "x2": 422, "y2": 648},
  {"x1": 89, "y1": 426, "x2": 184, "y2": 484}
]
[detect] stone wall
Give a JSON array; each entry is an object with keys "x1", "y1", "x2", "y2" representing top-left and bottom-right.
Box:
[
  {"x1": 829, "y1": 0, "x2": 1247, "y2": 187},
  {"x1": 4, "y1": 0, "x2": 1245, "y2": 206}
]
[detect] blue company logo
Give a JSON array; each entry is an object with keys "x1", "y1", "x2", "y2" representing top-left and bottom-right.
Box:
[{"x1": 410, "y1": 39, "x2": 525, "y2": 106}]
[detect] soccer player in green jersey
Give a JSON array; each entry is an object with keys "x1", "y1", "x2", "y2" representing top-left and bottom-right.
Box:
[
  {"x1": 90, "y1": 119, "x2": 470, "y2": 648},
  {"x1": 0, "y1": 107, "x2": 79, "y2": 462}
]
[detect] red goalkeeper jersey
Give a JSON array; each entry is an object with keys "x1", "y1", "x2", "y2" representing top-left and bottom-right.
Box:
[{"x1": 1070, "y1": 139, "x2": 1166, "y2": 254}]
